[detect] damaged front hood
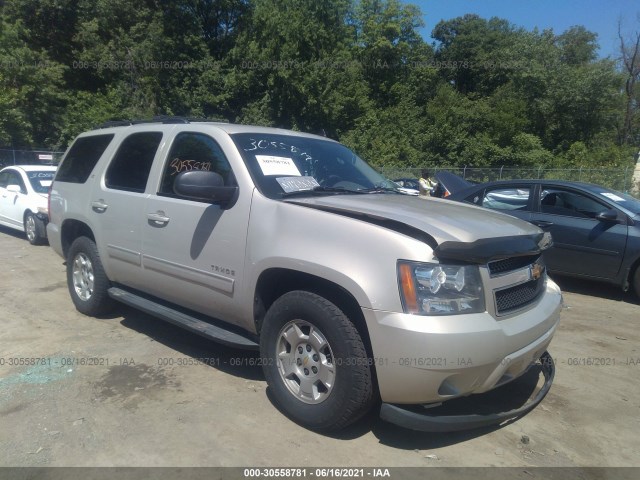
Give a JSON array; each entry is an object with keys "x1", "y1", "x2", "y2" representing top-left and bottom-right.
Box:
[{"x1": 286, "y1": 194, "x2": 547, "y2": 262}]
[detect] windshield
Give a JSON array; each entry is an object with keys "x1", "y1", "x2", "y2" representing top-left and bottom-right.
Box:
[
  {"x1": 593, "y1": 187, "x2": 640, "y2": 215},
  {"x1": 27, "y1": 171, "x2": 55, "y2": 193},
  {"x1": 231, "y1": 133, "x2": 396, "y2": 198}
]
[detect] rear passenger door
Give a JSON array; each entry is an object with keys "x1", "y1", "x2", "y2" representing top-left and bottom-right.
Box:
[
  {"x1": 140, "y1": 131, "x2": 251, "y2": 327},
  {"x1": 91, "y1": 130, "x2": 164, "y2": 289}
]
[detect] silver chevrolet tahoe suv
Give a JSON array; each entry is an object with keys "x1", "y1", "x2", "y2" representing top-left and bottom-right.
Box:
[{"x1": 47, "y1": 118, "x2": 562, "y2": 432}]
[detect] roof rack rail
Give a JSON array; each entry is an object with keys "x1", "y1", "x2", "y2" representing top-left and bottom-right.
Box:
[
  {"x1": 131, "y1": 115, "x2": 190, "y2": 125},
  {"x1": 97, "y1": 120, "x2": 133, "y2": 129},
  {"x1": 184, "y1": 117, "x2": 229, "y2": 123},
  {"x1": 95, "y1": 115, "x2": 229, "y2": 129}
]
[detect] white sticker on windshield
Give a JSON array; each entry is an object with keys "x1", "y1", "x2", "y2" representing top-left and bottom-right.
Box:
[
  {"x1": 256, "y1": 155, "x2": 301, "y2": 176},
  {"x1": 39, "y1": 180, "x2": 53, "y2": 187},
  {"x1": 601, "y1": 192, "x2": 625, "y2": 202},
  {"x1": 276, "y1": 176, "x2": 320, "y2": 193}
]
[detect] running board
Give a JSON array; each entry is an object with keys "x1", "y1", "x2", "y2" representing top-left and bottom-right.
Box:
[{"x1": 108, "y1": 287, "x2": 259, "y2": 350}]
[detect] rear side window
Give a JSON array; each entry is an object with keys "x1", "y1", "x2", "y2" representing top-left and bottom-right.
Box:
[
  {"x1": 105, "y1": 132, "x2": 163, "y2": 193},
  {"x1": 56, "y1": 134, "x2": 114, "y2": 183},
  {"x1": 478, "y1": 187, "x2": 531, "y2": 211}
]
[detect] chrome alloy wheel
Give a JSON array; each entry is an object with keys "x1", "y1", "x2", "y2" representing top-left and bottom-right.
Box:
[
  {"x1": 276, "y1": 319, "x2": 336, "y2": 404},
  {"x1": 72, "y1": 253, "x2": 95, "y2": 301},
  {"x1": 25, "y1": 215, "x2": 36, "y2": 242}
]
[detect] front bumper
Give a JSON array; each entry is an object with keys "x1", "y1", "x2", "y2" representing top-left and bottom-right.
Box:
[
  {"x1": 361, "y1": 280, "x2": 562, "y2": 404},
  {"x1": 380, "y1": 351, "x2": 555, "y2": 432}
]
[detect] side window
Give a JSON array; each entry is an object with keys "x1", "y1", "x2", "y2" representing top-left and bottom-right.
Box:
[
  {"x1": 56, "y1": 134, "x2": 114, "y2": 183},
  {"x1": 540, "y1": 187, "x2": 606, "y2": 218},
  {"x1": 159, "y1": 133, "x2": 234, "y2": 197},
  {"x1": 7, "y1": 171, "x2": 26, "y2": 194},
  {"x1": 0, "y1": 171, "x2": 9, "y2": 188},
  {"x1": 480, "y1": 187, "x2": 531, "y2": 211},
  {"x1": 105, "y1": 132, "x2": 163, "y2": 193}
]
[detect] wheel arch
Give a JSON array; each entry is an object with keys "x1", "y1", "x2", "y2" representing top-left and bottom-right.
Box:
[
  {"x1": 61, "y1": 219, "x2": 96, "y2": 258},
  {"x1": 253, "y1": 268, "x2": 375, "y2": 365},
  {"x1": 628, "y1": 254, "x2": 640, "y2": 293}
]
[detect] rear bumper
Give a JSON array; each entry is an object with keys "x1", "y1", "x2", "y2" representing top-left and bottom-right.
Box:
[
  {"x1": 380, "y1": 351, "x2": 555, "y2": 432},
  {"x1": 46, "y1": 222, "x2": 63, "y2": 258}
]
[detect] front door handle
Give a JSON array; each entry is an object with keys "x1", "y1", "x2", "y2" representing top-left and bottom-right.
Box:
[
  {"x1": 147, "y1": 212, "x2": 170, "y2": 226},
  {"x1": 532, "y1": 220, "x2": 553, "y2": 227},
  {"x1": 91, "y1": 200, "x2": 108, "y2": 213}
]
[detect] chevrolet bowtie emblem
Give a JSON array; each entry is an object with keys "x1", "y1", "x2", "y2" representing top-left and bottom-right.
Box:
[{"x1": 531, "y1": 262, "x2": 544, "y2": 280}]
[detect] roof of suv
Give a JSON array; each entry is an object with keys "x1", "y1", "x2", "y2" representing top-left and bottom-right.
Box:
[{"x1": 87, "y1": 119, "x2": 334, "y2": 142}]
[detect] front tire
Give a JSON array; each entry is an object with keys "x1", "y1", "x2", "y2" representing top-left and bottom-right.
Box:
[
  {"x1": 66, "y1": 236, "x2": 114, "y2": 316},
  {"x1": 260, "y1": 291, "x2": 374, "y2": 432},
  {"x1": 24, "y1": 211, "x2": 46, "y2": 245}
]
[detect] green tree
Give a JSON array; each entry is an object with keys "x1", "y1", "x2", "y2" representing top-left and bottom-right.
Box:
[
  {"x1": 0, "y1": 18, "x2": 67, "y2": 147},
  {"x1": 432, "y1": 14, "x2": 519, "y2": 95},
  {"x1": 350, "y1": 0, "x2": 428, "y2": 105},
  {"x1": 556, "y1": 25, "x2": 598, "y2": 64},
  {"x1": 220, "y1": 0, "x2": 370, "y2": 137}
]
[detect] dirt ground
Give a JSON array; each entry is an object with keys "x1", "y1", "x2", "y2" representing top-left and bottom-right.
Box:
[{"x1": 0, "y1": 225, "x2": 639, "y2": 468}]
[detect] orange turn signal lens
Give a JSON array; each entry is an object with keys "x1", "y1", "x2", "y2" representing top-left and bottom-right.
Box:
[{"x1": 398, "y1": 263, "x2": 420, "y2": 314}]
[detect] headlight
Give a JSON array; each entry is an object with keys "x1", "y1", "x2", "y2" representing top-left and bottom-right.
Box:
[{"x1": 398, "y1": 261, "x2": 485, "y2": 315}]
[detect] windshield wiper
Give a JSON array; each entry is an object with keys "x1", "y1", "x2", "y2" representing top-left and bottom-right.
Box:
[
  {"x1": 281, "y1": 186, "x2": 367, "y2": 197},
  {"x1": 357, "y1": 186, "x2": 402, "y2": 194}
]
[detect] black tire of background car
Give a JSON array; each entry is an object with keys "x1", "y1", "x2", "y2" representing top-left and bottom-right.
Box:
[
  {"x1": 24, "y1": 211, "x2": 46, "y2": 245},
  {"x1": 260, "y1": 291, "x2": 374, "y2": 432},
  {"x1": 633, "y1": 266, "x2": 640, "y2": 299},
  {"x1": 66, "y1": 236, "x2": 114, "y2": 316}
]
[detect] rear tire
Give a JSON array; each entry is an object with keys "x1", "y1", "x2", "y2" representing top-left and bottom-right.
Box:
[
  {"x1": 633, "y1": 266, "x2": 640, "y2": 299},
  {"x1": 24, "y1": 211, "x2": 46, "y2": 245},
  {"x1": 66, "y1": 236, "x2": 114, "y2": 316},
  {"x1": 260, "y1": 291, "x2": 374, "y2": 432}
]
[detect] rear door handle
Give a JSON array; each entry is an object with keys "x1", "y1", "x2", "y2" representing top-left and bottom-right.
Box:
[
  {"x1": 91, "y1": 200, "x2": 108, "y2": 213},
  {"x1": 147, "y1": 212, "x2": 170, "y2": 226},
  {"x1": 532, "y1": 220, "x2": 553, "y2": 227}
]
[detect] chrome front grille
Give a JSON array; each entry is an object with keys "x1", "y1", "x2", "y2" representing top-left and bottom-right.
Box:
[
  {"x1": 487, "y1": 254, "x2": 546, "y2": 316},
  {"x1": 495, "y1": 276, "x2": 545, "y2": 314},
  {"x1": 488, "y1": 255, "x2": 540, "y2": 276}
]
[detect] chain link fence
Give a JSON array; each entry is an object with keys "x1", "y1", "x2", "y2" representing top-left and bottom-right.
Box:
[
  {"x1": 382, "y1": 165, "x2": 640, "y2": 195},
  {"x1": 3, "y1": 148, "x2": 639, "y2": 196},
  {"x1": 0, "y1": 148, "x2": 64, "y2": 168}
]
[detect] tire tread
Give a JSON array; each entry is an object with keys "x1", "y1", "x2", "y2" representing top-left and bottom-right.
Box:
[
  {"x1": 260, "y1": 290, "x2": 374, "y2": 432},
  {"x1": 66, "y1": 236, "x2": 114, "y2": 316}
]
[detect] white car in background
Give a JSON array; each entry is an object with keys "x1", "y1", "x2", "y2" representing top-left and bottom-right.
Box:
[{"x1": 0, "y1": 165, "x2": 57, "y2": 245}]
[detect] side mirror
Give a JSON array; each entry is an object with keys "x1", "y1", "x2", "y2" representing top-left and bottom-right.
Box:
[
  {"x1": 6, "y1": 184, "x2": 22, "y2": 194},
  {"x1": 595, "y1": 209, "x2": 619, "y2": 222},
  {"x1": 173, "y1": 171, "x2": 238, "y2": 208}
]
